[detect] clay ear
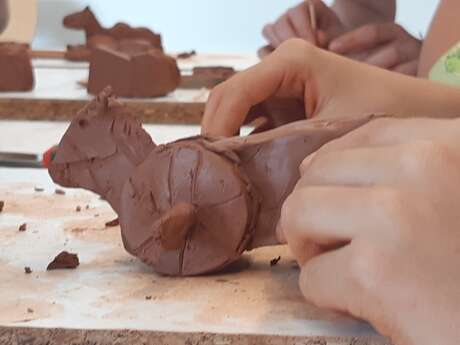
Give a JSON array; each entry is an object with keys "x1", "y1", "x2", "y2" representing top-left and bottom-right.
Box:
[{"x1": 158, "y1": 203, "x2": 197, "y2": 251}]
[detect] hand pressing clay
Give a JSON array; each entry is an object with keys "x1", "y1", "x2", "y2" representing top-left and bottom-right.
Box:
[
  {"x1": 49, "y1": 87, "x2": 375, "y2": 276},
  {"x1": 88, "y1": 45, "x2": 180, "y2": 98},
  {"x1": 0, "y1": 42, "x2": 34, "y2": 91},
  {"x1": 63, "y1": 7, "x2": 162, "y2": 62}
]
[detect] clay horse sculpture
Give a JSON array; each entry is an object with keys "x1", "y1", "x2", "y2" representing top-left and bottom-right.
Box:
[
  {"x1": 49, "y1": 88, "x2": 375, "y2": 276},
  {"x1": 63, "y1": 7, "x2": 163, "y2": 61}
]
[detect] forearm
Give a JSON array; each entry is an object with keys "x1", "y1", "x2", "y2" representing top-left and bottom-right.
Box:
[{"x1": 331, "y1": 0, "x2": 396, "y2": 29}]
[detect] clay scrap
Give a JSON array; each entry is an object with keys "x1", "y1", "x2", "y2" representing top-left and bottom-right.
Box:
[
  {"x1": 0, "y1": 42, "x2": 34, "y2": 92},
  {"x1": 49, "y1": 87, "x2": 375, "y2": 276},
  {"x1": 88, "y1": 45, "x2": 180, "y2": 97},
  {"x1": 63, "y1": 7, "x2": 163, "y2": 62},
  {"x1": 47, "y1": 251, "x2": 80, "y2": 270}
]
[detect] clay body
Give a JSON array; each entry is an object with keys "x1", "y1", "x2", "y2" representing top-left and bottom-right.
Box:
[
  {"x1": 63, "y1": 7, "x2": 162, "y2": 61},
  {"x1": 0, "y1": 42, "x2": 34, "y2": 91},
  {"x1": 88, "y1": 45, "x2": 180, "y2": 98},
  {"x1": 49, "y1": 88, "x2": 374, "y2": 276}
]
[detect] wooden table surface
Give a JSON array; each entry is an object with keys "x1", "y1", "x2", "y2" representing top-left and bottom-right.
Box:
[
  {"x1": 0, "y1": 121, "x2": 391, "y2": 345},
  {"x1": 0, "y1": 54, "x2": 259, "y2": 124}
]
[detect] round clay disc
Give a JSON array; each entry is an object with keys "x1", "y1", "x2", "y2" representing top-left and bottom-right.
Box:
[{"x1": 119, "y1": 140, "x2": 254, "y2": 276}]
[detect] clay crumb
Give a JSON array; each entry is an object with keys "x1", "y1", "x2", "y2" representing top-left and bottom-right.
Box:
[
  {"x1": 47, "y1": 251, "x2": 80, "y2": 270},
  {"x1": 94, "y1": 214, "x2": 100, "y2": 218},
  {"x1": 145, "y1": 295, "x2": 152, "y2": 300},
  {"x1": 24, "y1": 266, "x2": 32, "y2": 274},
  {"x1": 0, "y1": 200, "x2": 4, "y2": 213},
  {"x1": 270, "y1": 256, "x2": 281, "y2": 267},
  {"x1": 105, "y1": 218, "x2": 120, "y2": 227},
  {"x1": 85, "y1": 205, "x2": 90, "y2": 210},
  {"x1": 18, "y1": 223, "x2": 27, "y2": 232},
  {"x1": 55, "y1": 188, "x2": 66, "y2": 195},
  {"x1": 34, "y1": 186, "x2": 44, "y2": 192},
  {"x1": 215, "y1": 279, "x2": 228, "y2": 283},
  {"x1": 27, "y1": 308, "x2": 34, "y2": 313},
  {"x1": 76, "y1": 206, "x2": 82, "y2": 212}
]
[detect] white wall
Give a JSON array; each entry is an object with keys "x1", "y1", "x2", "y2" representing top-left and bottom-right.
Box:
[{"x1": 33, "y1": 0, "x2": 440, "y2": 53}]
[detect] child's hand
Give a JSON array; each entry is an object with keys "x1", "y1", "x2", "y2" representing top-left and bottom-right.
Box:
[
  {"x1": 329, "y1": 23, "x2": 422, "y2": 75},
  {"x1": 262, "y1": 0, "x2": 345, "y2": 48},
  {"x1": 279, "y1": 117, "x2": 460, "y2": 345},
  {"x1": 202, "y1": 39, "x2": 460, "y2": 137}
]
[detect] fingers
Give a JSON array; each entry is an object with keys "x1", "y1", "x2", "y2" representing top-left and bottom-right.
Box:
[
  {"x1": 280, "y1": 186, "x2": 385, "y2": 254},
  {"x1": 202, "y1": 40, "x2": 315, "y2": 137},
  {"x1": 297, "y1": 146, "x2": 406, "y2": 187},
  {"x1": 299, "y1": 246, "x2": 355, "y2": 312},
  {"x1": 262, "y1": 24, "x2": 283, "y2": 47},
  {"x1": 365, "y1": 39, "x2": 421, "y2": 70},
  {"x1": 392, "y1": 60, "x2": 419, "y2": 76},
  {"x1": 263, "y1": 2, "x2": 318, "y2": 48},
  {"x1": 286, "y1": 3, "x2": 315, "y2": 41},
  {"x1": 329, "y1": 23, "x2": 406, "y2": 55}
]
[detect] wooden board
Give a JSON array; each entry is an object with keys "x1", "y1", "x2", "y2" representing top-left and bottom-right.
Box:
[
  {"x1": 0, "y1": 179, "x2": 389, "y2": 345},
  {"x1": 0, "y1": 121, "x2": 391, "y2": 345},
  {"x1": 0, "y1": 54, "x2": 258, "y2": 124}
]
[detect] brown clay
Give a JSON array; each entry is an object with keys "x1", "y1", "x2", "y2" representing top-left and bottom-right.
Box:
[
  {"x1": 88, "y1": 45, "x2": 180, "y2": 98},
  {"x1": 63, "y1": 7, "x2": 163, "y2": 62},
  {"x1": 49, "y1": 88, "x2": 375, "y2": 276},
  {"x1": 0, "y1": 42, "x2": 34, "y2": 92},
  {"x1": 47, "y1": 251, "x2": 80, "y2": 270}
]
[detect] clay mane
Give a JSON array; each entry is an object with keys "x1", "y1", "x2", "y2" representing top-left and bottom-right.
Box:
[{"x1": 49, "y1": 88, "x2": 375, "y2": 276}]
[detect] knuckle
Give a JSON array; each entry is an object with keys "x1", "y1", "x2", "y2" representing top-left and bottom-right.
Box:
[
  {"x1": 348, "y1": 240, "x2": 386, "y2": 298},
  {"x1": 374, "y1": 188, "x2": 407, "y2": 225},
  {"x1": 279, "y1": 194, "x2": 299, "y2": 238},
  {"x1": 401, "y1": 141, "x2": 452, "y2": 177}
]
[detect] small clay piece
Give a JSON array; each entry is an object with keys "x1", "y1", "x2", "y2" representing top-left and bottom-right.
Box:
[
  {"x1": 0, "y1": 200, "x2": 4, "y2": 213},
  {"x1": 0, "y1": 43, "x2": 34, "y2": 92},
  {"x1": 55, "y1": 188, "x2": 66, "y2": 195},
  {"x1": 270, "y1": 256, "x2": 281, "y2": 267},
  {"x1": 24, "y1": 267, "x2": 32, "y2": 274},
  {"x1": 34, "y1": 186, "x2": 44, "y2": 192},
  {"x1": 177, "y1": 50, "x2": 196, "y2": 59},
  {"x1": 145, "y1": 295, "x2": 152, "y2": 300},
  {"x1": 76, "y1": 206, "x2": 81, "y2": 212},
  {"x1": 63, "y1": 7, "x2": 163, "y2": 62},
  {"x1": 47, "y1": 251, "x2": 80, "y2": 270},
  {"x1": 105, "y1": 218, "x2": 120, "y2": 227},
  {"x1": 49, "y1": 88, "x2": 376, "y2": 276},
  {"x1": 18, "y1": 223, "x2": 27, "y2": 232},
  {"x1": 27, "y1": 308, "x2": 34, "y2": 313},
  {"x1": 88, "y1": 45, "x2": 180, "y2": 98}
]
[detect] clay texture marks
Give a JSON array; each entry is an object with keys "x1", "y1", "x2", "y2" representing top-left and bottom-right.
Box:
[
  {"x1": 88, "y1": 45, "x2": 180, "y2": 98},
  {"x1": 63, "y1": 7, "x2": 162, "y2": 49},
  {"x1": 0, "y1": 42, "x2": 34, "y2": 91},
  {"x1": 208, "y1": 117, "x2": 377, "y2": 248},
  {"x1": 49, "y1": 88, "x2": 376, "y2": 276},
  {"x1": 119, "y1": 139, "x2": 258, "y2": 276},
  {"x1": 48, "y1": 87, "x2": 155, "y2": 213}
]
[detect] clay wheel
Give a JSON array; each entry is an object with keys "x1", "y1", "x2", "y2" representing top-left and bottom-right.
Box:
[{"x1": 119, "y1": 140, "x2": 254, "y2": 276}]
